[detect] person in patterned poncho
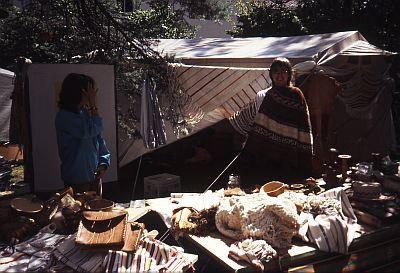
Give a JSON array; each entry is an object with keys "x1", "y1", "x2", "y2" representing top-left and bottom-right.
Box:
[{"x1": 230, "y1": 57, "x2": 314, "y2": 185}]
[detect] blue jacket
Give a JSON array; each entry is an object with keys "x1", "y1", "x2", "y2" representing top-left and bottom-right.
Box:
[{"x1": 55, "y1": 108, "x2": 110, "y2": 184}]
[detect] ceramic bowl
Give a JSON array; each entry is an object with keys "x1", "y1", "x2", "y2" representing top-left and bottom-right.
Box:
[{"x1": 260, "y1": 181, "x2": 288, "y2": 197}]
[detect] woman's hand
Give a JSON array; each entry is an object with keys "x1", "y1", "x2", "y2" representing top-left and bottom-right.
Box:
[
  {"x1": 95, "y1": 164, "x2": 107, "y2": 179},
  {"x1": 82, "y1": 83, "x2": 98, "y2": 107}
]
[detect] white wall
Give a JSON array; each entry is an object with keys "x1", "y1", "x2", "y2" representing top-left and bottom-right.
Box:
[
  {"x1": 0, "y1": 69, "x2": 14, "y2": 142},
  {"x1": 28, "y1": 64, "x2": 118, "y2": 192}
]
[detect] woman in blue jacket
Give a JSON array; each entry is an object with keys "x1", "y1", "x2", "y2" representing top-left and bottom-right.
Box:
[{"x1": 55, "y1": 73, "x2": 110, "y2": 196}]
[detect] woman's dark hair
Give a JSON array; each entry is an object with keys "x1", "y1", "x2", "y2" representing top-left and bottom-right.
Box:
[
  {"x1": 58, "y1": 73, "x2": 94, "y2": 112},
  {"x1": 269, "y1": 57, "x2": 293, "y2": 86}
]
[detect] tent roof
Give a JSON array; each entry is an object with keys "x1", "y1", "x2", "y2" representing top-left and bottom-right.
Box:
[
  {"x1": 120, "y1": 31, "x2": 397, "y2": 167},
  {"x1": 0, "y1": 68, "x2": 14, "y2": 78},
  {"x1": 153, "y1": 31, "x2": 395, "y2": 65}
]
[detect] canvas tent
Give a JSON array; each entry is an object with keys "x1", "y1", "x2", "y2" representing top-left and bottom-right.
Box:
[
  {"x1": 0, "y1": 68, "x2": 14, "y2": 142},
  {"x1": 119, "y1": 30, "x2": 397, "y2": 167}
]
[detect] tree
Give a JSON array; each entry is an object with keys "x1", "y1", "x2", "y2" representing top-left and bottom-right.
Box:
[
  {"x1": 0, "y1": 0, "x2": 233, "y2": 143},
  {"x1": 230, "y1": 0, "x2": 400, "y2": 52},
  {"x1": 0, "y1": 0, "x2": 235, "y2": 70},
  {"x1": 0, "y1": 0, "x2": 201, "y2": 69},
  {"x1": 160, "y1": 0, "x2": 233, "y2": 20},
  {"x1": 230, "y1": 0, "x2": 304, "y2": 37},
  {"x1": 230, "y1": 0, "x2": 400, "y2": 146},
  {"x1": 297, "y1": 0, "x2": 399, "y2": 52}
]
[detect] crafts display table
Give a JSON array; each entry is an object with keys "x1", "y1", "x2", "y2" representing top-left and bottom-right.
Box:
[{"x1": 144, "y1": 194, "x2": 400, "y2": 273}]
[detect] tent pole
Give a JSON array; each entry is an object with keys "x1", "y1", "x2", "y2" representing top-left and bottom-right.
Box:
[
  {"x1": 203, "y1": 137, "x2": 248, "y2": 193},
  {"x1": 131, "y1": 154, "x2": 143, "y2": 200}
]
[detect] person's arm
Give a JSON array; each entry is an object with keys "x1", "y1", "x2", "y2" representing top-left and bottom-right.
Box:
[
  {"x1": 96, "y1": 135, "x2": 110, "y2": 179},
  {"x1": 229, "y1": 88, "x2": 268, "y2": 136}
]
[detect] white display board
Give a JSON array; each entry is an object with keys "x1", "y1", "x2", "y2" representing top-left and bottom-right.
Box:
[
  {"x1": 0, "y1": 68, "x2": 14, "y2": 142},
  {"x1": 28, "y1": 64, "x2": 118, "y2": 192}
]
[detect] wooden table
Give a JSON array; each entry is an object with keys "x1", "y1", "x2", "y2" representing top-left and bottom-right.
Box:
[
  {"x1": 282, "y1": 222, "x2": 400, "y2": 273},
  {"x1": 144, "y1": 195, "x2": 400, "y2": 273}
]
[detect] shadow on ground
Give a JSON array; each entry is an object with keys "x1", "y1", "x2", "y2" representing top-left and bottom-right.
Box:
[{"x1": 104, "y1": 119, "x2": 241, "y2": 202}]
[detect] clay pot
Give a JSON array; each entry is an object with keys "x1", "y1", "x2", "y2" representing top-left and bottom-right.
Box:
[
  {"x1": 84, "y1": 199, "x2": 114, "y2": 211},
  {"x1": 260, "y1": 181, "x2": 288, "y2": 197}
]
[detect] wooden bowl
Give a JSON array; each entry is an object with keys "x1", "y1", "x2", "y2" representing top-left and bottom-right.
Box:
[
  {"x1": 9, "y1": 197, "x2": 43, "y2": 214},
  {"x1": 260, "y1": 181, "x2": 288, "y2": 197},
  {"x1": 83, "y1": 191, "x2": 98, "y2": 201},
  {"x1": 84, "y1": 198, "x2": 114, "y2": 211}
]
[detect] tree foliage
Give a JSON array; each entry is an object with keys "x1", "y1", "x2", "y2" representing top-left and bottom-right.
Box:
[
  {"x1": 0, "y1": 0, "x2": 202, "y2": 69},
  {"x1": 231, "y1": 0, "x2": 400, "y2": 145},
  {"x1": 0, "y1": 0, "x2": 235, "y2": 70},
  {"x1": 230, "y1": 0, "x2": 399, "y2": 52},
  {"x1": 0, "y1": 0, "x2": 232, "y2": 142},
  {"x1": 166, "y1": 0, "x2": 234, "y2": 21},
  {"x1": 231, "y1": 0, "x2": 303, "y2": 37},
  {"x1": 297, "y1": 0, "x2": 399, "y2": 52}
]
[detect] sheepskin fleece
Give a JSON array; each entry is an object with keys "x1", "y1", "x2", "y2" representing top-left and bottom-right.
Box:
[{"x1": 215, "y1": 193, "x2": 299, "y2": 249}]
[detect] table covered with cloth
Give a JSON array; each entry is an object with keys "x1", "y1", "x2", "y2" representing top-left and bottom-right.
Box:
[
  {"x1": 146, "y1": 187, "x2": 358, "y2": 271},
  {"x1": 0, "y1": 216, "x2": 196, "y2": 272}
]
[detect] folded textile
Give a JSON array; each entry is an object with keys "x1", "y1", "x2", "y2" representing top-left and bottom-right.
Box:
[
  {"x1": 0, "y1": 251, "x2": 30, "y2": 272},
  {"x1": 228, "y1": 238, "x2": 277, "y2": 271},
  {"x1": 26, "y1": 256, "x2": 56, "y2": 272},
  {"x1": 296, "y1": 187, "x2": 357, "y2": 254},
  {"x1": 1, "y1": 234, "x2": 61, "y2": 272},
  {"x1": 104, "y1": 237, "x2": 193, "y2": 273},
  {"x1": 13, "y1": 231, "x2": 68, "y2": 272},
  {"x1": 53, "y1": 234, "x2": 107, "y2": 273},
  {"x1": 15, "y1": 232, "x2": 67, "y2": 258}
]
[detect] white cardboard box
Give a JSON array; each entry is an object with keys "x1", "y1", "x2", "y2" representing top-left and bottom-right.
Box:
[{"x1": 144, "y1": 173, "x2": 181, "y2": 198}]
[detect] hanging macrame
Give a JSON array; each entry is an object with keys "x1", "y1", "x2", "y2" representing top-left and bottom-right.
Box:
[
  {"x1": 140, "y1": 72, "x2": 167, "y2": 149},
  {"x1": 160, "y1": 64, "x2": 204, "y2": 138}
]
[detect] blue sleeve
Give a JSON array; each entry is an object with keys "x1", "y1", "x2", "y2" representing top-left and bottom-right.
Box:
[
  {"x1": 98, "y1": 135, "x2": 111, "y2": 167},
  {"x1": 56, "y1": 110, "x2": 103, "y2": 139}
]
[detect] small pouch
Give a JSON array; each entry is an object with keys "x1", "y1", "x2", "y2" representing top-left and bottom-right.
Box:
[
  {"x1": 75, "y1": 211, "x2": 127, "y2": 246},
  {"x1": 121, "y1": 222, "x2": 145, "y2": 252}
]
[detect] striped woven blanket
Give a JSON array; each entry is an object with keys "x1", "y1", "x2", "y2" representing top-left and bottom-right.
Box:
[{"x1": 104, "y1": 238, "x2": 194, "y2": 273}]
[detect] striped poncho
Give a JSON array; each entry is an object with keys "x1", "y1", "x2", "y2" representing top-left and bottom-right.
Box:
[{"x1": 230, "y1": 86, "x2": 313, "y2": 178}]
